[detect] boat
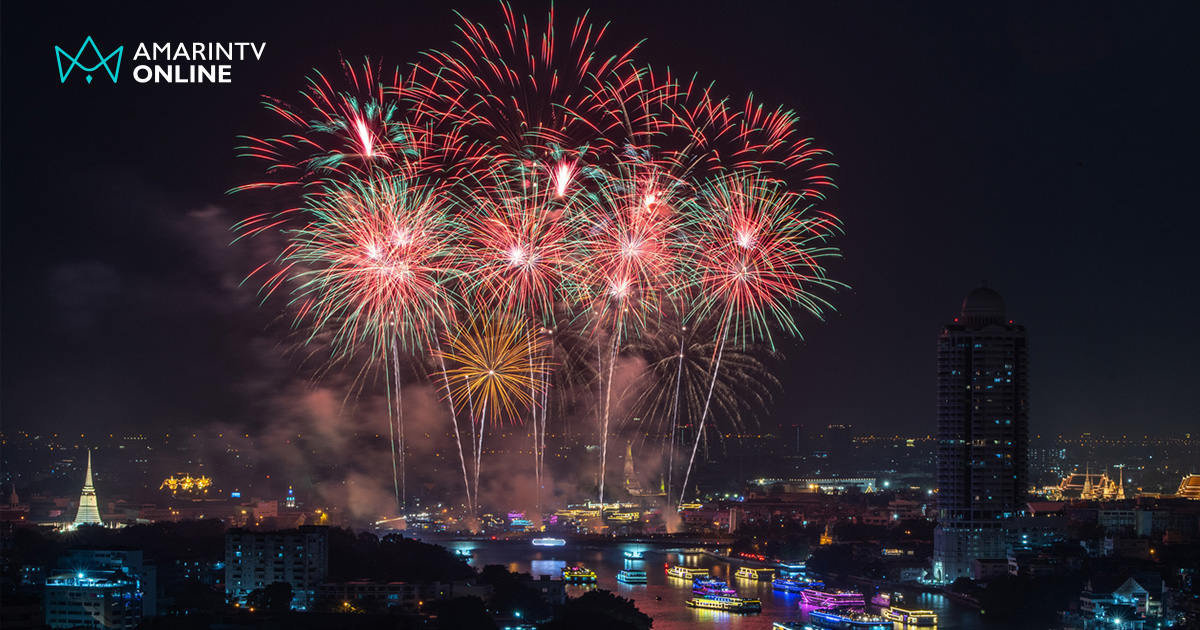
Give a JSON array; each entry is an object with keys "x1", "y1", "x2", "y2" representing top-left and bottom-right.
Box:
[
  {"x1": 692, "y1": 577, "x2": 737, "y2": 596},
  {"x1": 882, "y1": 607, "x2": 938, "y2": 626},
  {"x1": 735, "y1": 566, "x2": 775, "y2": 581},
  {"x1": 686, "y1": 595, "x2": 762, "y2": 613},
  {"x1": 772, "y1": 576, "x2": 825, "y2": 593},
  {"x1": 772, "y1": 623, "x2": 804, "y2": 630},
  {"x1": 623, "y1": 549, "x2": 645, "y2": 559},
  {"x1": 561, "y1": 565, "x2": 598, "y2": 583},
  {"x1": 532, "y1": 537, "x2": 566, "y2": 547},
  {"x1": 799, "y1": 587, "x2": 865, "y2": 609},
  {"x1": 807, "y1": 607, "x2": 892, "y2": 629},
  {"x1": 667, "y1": 565, "x2": 709, "y2": 579},
  {"x1": 616, "y1": 569, "x2": 648, "y2": 584},
  {"x1": 777, "y1": 562, "x2": 807, "y2": 576},
  {"x1": 869, "y1": 592, "x2": 891, "y2": 607},
  {"x1": 452, "y1": 548, "x2": 473, "y2": 558}
]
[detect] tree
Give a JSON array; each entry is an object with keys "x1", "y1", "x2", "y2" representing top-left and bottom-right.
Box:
[
  {"x1": 436, "y1": 596, "x2": 497, "y2": 630},
  {"x1": 949, "y1": 576, "x2": 976, "y2": 594},
  {"x1": 476, "y1": 565, "x2": 552, "y2": 621},
  {"x1": 247, "y1": 581, "x2": 293, "y2": 613},
  {"x1": 543, "y1": 590, "x2": 651, "y2": 630},
  {"x1": 169, "y1": 579, "x2": 228, "y2": 615}
]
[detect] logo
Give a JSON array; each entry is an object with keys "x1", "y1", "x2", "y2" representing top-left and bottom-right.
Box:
[{"x1": 55, "y1": 37, "x2": 123, "y2": 84}]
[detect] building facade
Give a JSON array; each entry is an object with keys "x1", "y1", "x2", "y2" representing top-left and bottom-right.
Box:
[
  {"x1": 225, "y1": 526, "x2": 328, "y2": 611},
  {"x1": 60, "y1": 548, "x2": 156, "y2": 617},
  {"x1": 44, "y1": 571, "x2": 142, "y2": 629},
  {"x1": 932, "y1": 283, "x2": 1030, "y2": 582}
]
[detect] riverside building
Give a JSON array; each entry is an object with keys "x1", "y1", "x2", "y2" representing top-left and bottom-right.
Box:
[{"x1": 932, "y1": 283, "x2": 1030, "y2": 583}]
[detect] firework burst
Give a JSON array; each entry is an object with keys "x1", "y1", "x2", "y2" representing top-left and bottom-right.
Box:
[
  {"x1": 438, "y1": 316, "x2": 551, "y2": 515},
  {"x1": 439, "y1": 316, "x2": 551, "y2": 425},
  {"x1": 234, "y1": 59, "x2": 437, "y2": 195},
  {"x1": 690, "y1": 172, "x2": 843, "y2": 349},
  {"x1": 280, "y1": 174, "x2": 464, "y2": 360},
  {"x1": 235, "y1": 3, "x2": 845, "y2": 525}
]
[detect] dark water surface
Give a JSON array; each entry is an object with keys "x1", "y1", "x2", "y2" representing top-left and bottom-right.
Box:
[{"x1": 425, "y1": 539, "x2": 1053, "y2": 630}]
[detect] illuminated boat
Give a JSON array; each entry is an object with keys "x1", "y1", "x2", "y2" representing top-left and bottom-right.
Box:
[
  {"x1": 777, "y1": 562, "x2": 807, "y2": 576},
  {"x1": 667, "y1": 565, "x2": 709, "y2": 579},
  {"x1": 692, "y1": 577, "x2": 737, "y2": 596},
  {"x1": 686, "y1": 595, "x2": 762, "y2": 613},
  {"x1": 799, "y1": 587, "x2": 865, "y2": 609},
  {"x1": 882, "y1": 607, "x2": 938, "y2": 626},
  {"x1": 807, "y1": 607, "x2": 892, "y2": 629},
  {"x1": 772, "y1": 623, "x2": 804, "y2": 630},
  {"x1": 735, "y1": 567, "x2": 776, "y2": 581},
  {"x1": 452, "y1": 548, "x2": 473, "y2": 558},
  {"x1": 561, "y1": 565, "x2": 598, "y2": 583},
  {"x1": 616, "y1": 569, "x2": 647, "y2": 584},
  {"x1": 772, "y1": 576, "x2": 825, "y2": 593},
  {"x1": 623, "y1": 549, "x2": 645, "y2": 559},
  {"x1": 869, "y1": 592, "x2": 891, "y2": 607},
  {"x1": 532, "y1": 538, "x2": 566, "y2": 547}
]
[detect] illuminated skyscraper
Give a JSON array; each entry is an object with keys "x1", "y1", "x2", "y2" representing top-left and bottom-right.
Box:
[
  {"x1": 73, "y1": 450, "x2": 102, "y2": 526},
  {"x1": 932, "y1": 283, "x2": 1029, "y2": 582}
]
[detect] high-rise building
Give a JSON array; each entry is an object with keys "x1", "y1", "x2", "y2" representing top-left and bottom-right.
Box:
[
  {"x1": 44, "y1": 571, "x2": 142, "y2": 629},
  {"x1": 73, "y1": 450, "x2": 102, "y2": 526},
  {"x1": 59, "y1": 548, "x2": 157, "y2": 616},
  {"x1": 932, "y1": 283, "x2": 1030, "y2": 583},
  {"x1": 225, "y1": 526, "x2": 328, "y2": 611}
]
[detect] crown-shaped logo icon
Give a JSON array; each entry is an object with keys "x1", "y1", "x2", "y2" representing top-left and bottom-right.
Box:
[{"x1": 55, "y1": 37, "x2": 122, "y2": 84}]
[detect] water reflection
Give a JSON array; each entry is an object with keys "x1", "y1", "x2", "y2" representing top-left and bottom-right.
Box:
[
  {"x1": 530, "y1": 559, "x2": 565, "y2": 578},
  {"x1": 455, "y1": 540, "x2": 1027, "y2": 630}
]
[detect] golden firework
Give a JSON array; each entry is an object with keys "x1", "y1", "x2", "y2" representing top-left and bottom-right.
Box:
[{"x1": 438, "y1": 316, "x2": 551, "y2": 424}]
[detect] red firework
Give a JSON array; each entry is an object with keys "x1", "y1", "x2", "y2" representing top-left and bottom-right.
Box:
[{"x1": 690, "y1": 172, "x2": 843, "y2": 349}]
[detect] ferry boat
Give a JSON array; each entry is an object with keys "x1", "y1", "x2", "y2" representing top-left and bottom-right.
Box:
[
  {"x1": 623, "y1": 549, "x2": 645, "y2": 559},
  {"x1": 808, "y1": 607, "x2": 892, "y2": 629},
  {"x1": 532, "y1": 537, "x2": 566, "y2": 547},
  {"x1": 734, "y1": 567, "x2": 776, "y2": 581},
  {"x1": 692, "y1": 577, "x2": 737, "y2": 596},
  {"x1": 561, "y1": 565, "x2": 598, "y2": 583},
  {"x1": 616, "y1": 569, "x2": 648, "y2": 584},
  {"x1": 799, "y1": 587, "x2": 866, "y2": 609},
  {"x1": 667, "y1": 565, "x2": 709, "y2": 579},
  {"x1": 882, "y1": 607, "x2": 938, "y2": 626},
  {"x1": 777, "y1": 562, "x2": 807, "y2": 576},
  {"x1": 772, "y1": 576, "x2": 825, "y2": 593},
  {"x1": 685, "y1": 595, "x2": 762, "y2": 613}
]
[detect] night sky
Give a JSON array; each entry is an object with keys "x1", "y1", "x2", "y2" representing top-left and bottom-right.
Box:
[{"x1": 4, "y1": 1, "x2": 1198, "y2": 441}]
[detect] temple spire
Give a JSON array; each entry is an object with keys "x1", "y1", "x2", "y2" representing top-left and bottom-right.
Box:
[
  {"x1": 84, "y1": 450, "x2": 95, "y2": 490},
  {"x1": 73, "y1": 449, "x2": 102, "y2": 525}
]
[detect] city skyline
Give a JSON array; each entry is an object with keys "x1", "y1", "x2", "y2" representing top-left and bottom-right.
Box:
[{"x1": 3, "y1": 0, "x2": 1198, "y2": 450}]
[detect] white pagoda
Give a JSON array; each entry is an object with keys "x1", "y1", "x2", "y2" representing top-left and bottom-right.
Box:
[{"x1": 73, "y1": 450, "x2": 102, "y2": 525}]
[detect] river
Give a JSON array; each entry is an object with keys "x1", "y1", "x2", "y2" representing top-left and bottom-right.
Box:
[{"x1": 422, "y1": 539, "x2": 1056, "y2": 630}]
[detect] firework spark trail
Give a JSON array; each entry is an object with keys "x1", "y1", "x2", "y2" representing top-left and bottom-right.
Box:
[
  {"x1": 396, "y1": 336, "x2": 410, "y2": 508},
  {"x1": 415, "y1": 2, "x2": 641, "y2": 168},
  {"x1": 569, "y1": 160, "x2": 696, "y2": 504},
  {"x1": 236, "y1": 4, "x2": 842, "y2": 525},
  {"x1": 679, "y1": 321, "x2": 727, "y2": 504},
  {"x1": 268, "y1": 173, "x2": 469, "y2": 512},
  {"x1": 232, "y1": 59, "x2": 438, "y2": 196},
  {"x1": 434, "y1": 336, "x2": 475, "y2": 517},
  {"x1": 677, "y1": 173, "x2": 843, "y2": 501},
  {"x1": 666, "y1": 332, "x2": 685, "y2": 505},
  {"x1": 439, "y1": 317, "x2": 550, "y2": 514},
  {"x1": 457, "y1": 163, "x2": 578, "y2": 515}
]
